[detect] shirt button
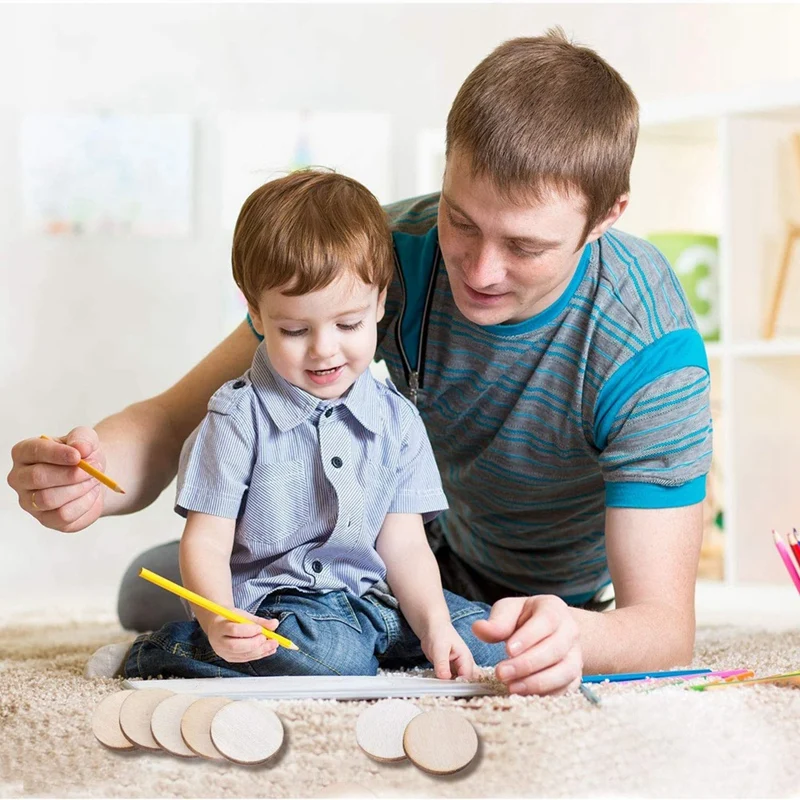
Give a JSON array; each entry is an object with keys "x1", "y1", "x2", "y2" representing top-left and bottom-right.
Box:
[
  {"x1": 312, "y1": 560, "x2": 323, "y2": 573},
  {"x1": 324, "y1": 408, "x2": 333, "y2": 418},
  {"x1": 232, "y1": 380, "x2": 245, "y2": 389},
  {"x1": 331, "y1": 457, "x2": 343, "y2": 468}
]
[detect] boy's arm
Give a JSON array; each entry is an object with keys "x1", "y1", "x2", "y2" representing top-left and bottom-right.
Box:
[
  {"x1": 178, "y1": 511, "x2": 237, "y2": 632},
  {"x1": 375, "y1": 512, "x2": 451, "y2": 637},
  {"x1": 179, "y1": 510, "x2": 279, "y2": 662}
]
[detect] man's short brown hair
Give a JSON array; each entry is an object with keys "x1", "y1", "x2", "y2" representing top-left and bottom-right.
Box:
[
  {"x1": 232, "y1": 168, "x2": 394, "y2": 307},
  {"x1": 446, "y1": 27, "x2": 639, "y2": 244}
]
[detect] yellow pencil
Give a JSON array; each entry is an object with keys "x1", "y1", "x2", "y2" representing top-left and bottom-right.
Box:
[
  {"x1": 40, "y1": 434, "x2": 125, "y2": 494},
  {"x1": 138, "y1": 567, "x2": 298, "y2": 651}
]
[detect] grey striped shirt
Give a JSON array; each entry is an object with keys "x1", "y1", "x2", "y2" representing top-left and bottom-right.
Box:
[{"x1": 175, "y1": 346, "x2": 448, "y2": 613}]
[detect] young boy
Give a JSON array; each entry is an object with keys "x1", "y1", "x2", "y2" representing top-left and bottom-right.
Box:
[{"x1": 121, "y1": 169, "x2": 507, "y2": 681}]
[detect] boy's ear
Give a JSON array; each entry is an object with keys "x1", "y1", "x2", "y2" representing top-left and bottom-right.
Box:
[
  {"x1": 376, "y1": 288, "x2": 388, "y2": 323},
  {"x1": 247, "y1": 304, "x2": 265, "y2": 336},
  {"x1": 584, "y1": 194, "x2": 630, "y2": 245}
]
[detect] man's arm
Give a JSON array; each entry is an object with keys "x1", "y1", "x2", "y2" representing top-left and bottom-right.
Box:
[
  {"x1": 472, "y1": 501, "x2": 703, "y2": 694},
  {"x1": 100, "y1": 321, "x2": 259, "y2": 515},
  {"x1": 573, "y1": 502, "x2": 702, "y2": 673}
]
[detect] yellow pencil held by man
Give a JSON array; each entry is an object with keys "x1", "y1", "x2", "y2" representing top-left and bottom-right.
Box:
[{"x1": 138, "y1": 567, "x2": 299, "y2": 651}]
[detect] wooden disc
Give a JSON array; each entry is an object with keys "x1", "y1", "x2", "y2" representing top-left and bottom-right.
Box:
[
  {"x1": 92, "y1": 690, "x2": 137, "y2": 751},
  {"x1": 403, "y1": 709, "x2": 479, "y2": 775},
  {"x1": 356, "y1": 699, "x2": 421, "y2": 762},
  {"x1": 119, "y1": 689, "x2": 174, "y2": 751},
  {"x1": 180, "y1": 696, "x2": 233, "y2": 760},
  {"x1": 150, "y1": 693, "x2": 200, "y2": 758},
  {"x1": 210, "y1": 700, "x2": 284, "y2": 765}
]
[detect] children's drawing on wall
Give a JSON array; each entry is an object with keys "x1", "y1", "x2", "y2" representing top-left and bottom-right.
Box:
[{"x1": 19, "y1": 113, "x2": 193, "y2": 237}]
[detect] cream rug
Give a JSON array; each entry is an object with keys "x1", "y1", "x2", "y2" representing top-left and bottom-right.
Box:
[{"x1": 1, "y1": 620, "x2": 799, "y2": 798}]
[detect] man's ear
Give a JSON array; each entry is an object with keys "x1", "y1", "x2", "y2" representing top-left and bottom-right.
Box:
[
  {"x1": 376, "y1": 287, "x2": 388, "y2": 323},
  {"x1": 584, "y1": 194, "x2": 630, "y2": 245},
  {"x1": 247, "y1": 304, "x2": 264, "y2": 336}
]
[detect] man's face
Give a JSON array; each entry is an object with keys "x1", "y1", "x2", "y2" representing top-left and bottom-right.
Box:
[{"x1": 438, "y1": 149, "x2": 620, "y2": 326}]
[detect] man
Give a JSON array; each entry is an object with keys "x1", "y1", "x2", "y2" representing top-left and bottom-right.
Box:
[{"x1": 8, "y1": 29, "x2": 711, "y2": 696}]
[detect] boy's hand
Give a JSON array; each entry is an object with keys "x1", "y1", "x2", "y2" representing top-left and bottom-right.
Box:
[
  {"x1": 420, "y1": 620, "x2": 477, "y2": 680},
  {"x1": 206, "y1": 610, "x2": 282, "y2": 663},
  {"x1": 7, "y1": 427, "x2": 105, "y2": 533}
]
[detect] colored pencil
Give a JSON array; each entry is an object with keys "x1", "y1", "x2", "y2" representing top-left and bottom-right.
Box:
[
  {"x1": 771, "y1": 530, "x2": 800, "y2": 595},
  {"x1": 40, "y1": 434, "x2": 125, "y2": 494},
  {"x1": 138, "y1": 567, "x2": 298, "y2": 651},
  {"x1": 578, "y1": 683, "x2": 602, "y2": 706},
  {"x1": 691, "y1": 670, "x2": 800, "y2": 691},
  {"x1": 641, "y1": 668, "x2": 753, "y2": 684},
  {"x1": 788, "y1": 529, "x2": 800, "y2": 573},
  {"x1": 582, "y1": 668, "x2": 712, "y2": 684}
]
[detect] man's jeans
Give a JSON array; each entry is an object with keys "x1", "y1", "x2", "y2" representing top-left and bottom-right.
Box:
[{"x1": 123, "y1": 587, "x2": 507, "y2": 679}]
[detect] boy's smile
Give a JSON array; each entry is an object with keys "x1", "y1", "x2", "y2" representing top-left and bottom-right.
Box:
[{"x1": 248, "y1": 273, "x2": 387, "y2": 400}]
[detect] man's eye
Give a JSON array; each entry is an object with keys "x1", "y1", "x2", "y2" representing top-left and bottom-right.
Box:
[
  {"x1": 511, "y1": 244, "x2": 545, "y2": 258},
  {"x1": 280, "y1": 329, "x2": 306, "y2": 337}
]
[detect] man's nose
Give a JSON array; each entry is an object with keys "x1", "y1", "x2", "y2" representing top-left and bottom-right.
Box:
[{"x1": 464, "y1": 243, "x2": 505, "y2": 289}]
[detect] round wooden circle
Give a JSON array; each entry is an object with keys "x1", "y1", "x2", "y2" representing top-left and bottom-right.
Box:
[
  {"x1": 356, "y1": 699, "x2": 422, "y2": 762},
  {"x1": 210, "y1": 700, "x2": 284, "y2": 766},
  {"x1": 92, "y1": 690, "x2": 137, "y2": 751},
  {"x1": 119, "y1": 689, "x2": 175, "y2": 751},
  {"x1": 403, "y1": 709, "x2": 479, "y2": 775},
  {"x1": 150, "y1": 693, "x2": 200, "y2": 758},
  {"x1": 180, "y1": 696, "x2": 233, "y2": 760}
]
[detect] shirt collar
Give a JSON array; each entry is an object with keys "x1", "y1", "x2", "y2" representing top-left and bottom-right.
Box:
[{"x1": 250, "y1": 347, "x2": 382, "y2": 435}]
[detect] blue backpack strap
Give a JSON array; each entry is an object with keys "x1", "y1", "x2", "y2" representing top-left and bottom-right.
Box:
[{"x1": 392, "y1": 227, "x2": 440, "y2": 374}]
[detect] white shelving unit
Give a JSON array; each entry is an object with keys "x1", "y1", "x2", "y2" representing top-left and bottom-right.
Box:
[{"x1": 618, "y1": 84, "x2": 800, "y2": 587}]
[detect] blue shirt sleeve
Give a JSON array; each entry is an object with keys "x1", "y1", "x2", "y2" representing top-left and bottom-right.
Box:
[
  {"x1": 175, "y1": 400, "x2": 256, "y2": 519},
  {"x1": 387, "y1": 407, "x2": 449, "y2": 523}
]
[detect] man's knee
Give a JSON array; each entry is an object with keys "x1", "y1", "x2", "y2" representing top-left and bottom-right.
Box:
[{"x1": 117, "y1": 541, "x2": 188, "y2": 632}]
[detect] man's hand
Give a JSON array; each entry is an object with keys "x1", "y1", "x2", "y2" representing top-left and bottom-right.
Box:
[
  {"x1": 7, "y1": 427, "x2": 106, "y2": 533},
  {"x1": 420, "y1": 620, "x2": 477, "y2": 680},
  {"x1": 472, "y1": 595, "x2": 582, "y2": 695},
  {"x1": 206, "y1": 610, "x2": 281, "y2": 663}
]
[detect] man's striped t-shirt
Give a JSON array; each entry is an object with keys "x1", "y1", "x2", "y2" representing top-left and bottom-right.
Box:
[{"x1": 376, "y1": 193, "x2": 713, "y2": 604}]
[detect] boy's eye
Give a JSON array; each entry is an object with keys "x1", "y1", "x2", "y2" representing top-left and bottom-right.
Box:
[
  {"x1": 279, "y1": 328, "x2": 306, "y2": 337},
  {"x1": 338, "y1": 321, "x2": 364, "y2": 332}
]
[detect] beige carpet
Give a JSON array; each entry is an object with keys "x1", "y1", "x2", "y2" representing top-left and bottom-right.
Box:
[{"x1": 1, "y1": 620, "x2": 800, "y2": 798}]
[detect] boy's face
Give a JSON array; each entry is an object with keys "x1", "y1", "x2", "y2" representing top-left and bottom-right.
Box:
[
  {"x1": 249, "y1": 273, "x2": 387, "y2": 401},
  {"x1": 438, "y1": 148, "x2": 627, "y2": 326}
]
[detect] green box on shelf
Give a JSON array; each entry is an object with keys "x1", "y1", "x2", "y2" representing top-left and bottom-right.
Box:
[{"x1": 647, "y1": 232, "x2": 720, "y2": 342}]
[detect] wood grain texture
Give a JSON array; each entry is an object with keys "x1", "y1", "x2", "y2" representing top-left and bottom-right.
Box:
[
  {"x1": 150, "y1": 693, "x2": 200, "y2": 758},
  {"x1": 210, "y1": 700, "x2": 284, "y2": 765},
  {"x1": 355, "y1": 699, "x2": 421, "y2": 762},
  {"x1": 118, "y1": 689, "x2": 174, "y2": 751},
  {"x1": 91, "y1": 690, "x2": 136, "y2": 751},
  {"x1": 403, "y1": 709, "x2": 479, "y2": 775},
  {"x1": 180, "y1": 696, "x2": 233, "y2": 760}
]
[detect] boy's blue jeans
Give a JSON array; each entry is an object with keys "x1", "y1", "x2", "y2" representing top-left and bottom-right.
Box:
[{"x1": 123, "y1": 587, "x2": 508, "y2": 679}]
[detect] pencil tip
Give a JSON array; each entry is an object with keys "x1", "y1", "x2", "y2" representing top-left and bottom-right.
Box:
[
  {"x1": 115, "y1": 487, "x2": 126, "y2": 494},
  {"x1": 289, "y1": 643, "x2": 299, "y2": 651}
]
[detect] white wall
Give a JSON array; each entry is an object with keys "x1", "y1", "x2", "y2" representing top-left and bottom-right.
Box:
[{"x1": 4, "y1": 3, "x2": 800, "y2": 618}]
